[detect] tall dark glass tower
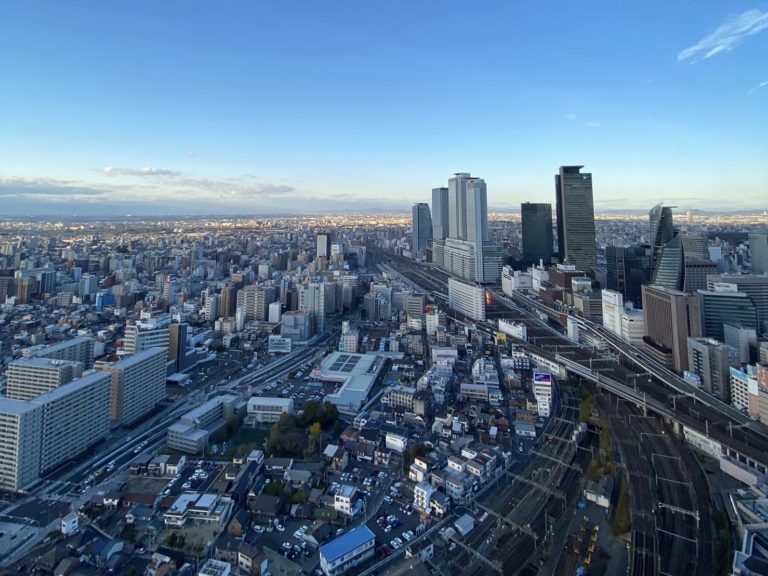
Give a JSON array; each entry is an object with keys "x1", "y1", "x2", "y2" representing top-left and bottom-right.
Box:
[
  {"x1": 555, "y1": 165, "x2": 597, "y2": 271},
  {"x1": 431, "y1": 187, "x2": 449, "y2": 241},
  {"x1": 649, "y1": 203, "x2": 675, "y2": 280},
  {"x1": 606, "y1": 244, "x2": 651, "y2": 308},
  {"x1": 411, "y1": 202, "x2": 433, "y2": 259},
  {"x1": 521, "y1": 202, "x2": 553, "y2": 265}
]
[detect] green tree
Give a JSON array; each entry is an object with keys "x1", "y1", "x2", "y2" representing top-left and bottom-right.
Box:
[
  {"x1": 264, "y1": 480, "x2": 285, "y2": 496},
  {"x1": 302, "y1": 400, "x2": 322, "y2": 426},
  {"x1": 292, "y1": 489, "x2": 308, "y2": 504},
  {"x1": 322, "y1": 401, "x2": 339, "y2": 428},
  {"x1": 306, "y1": 422, "x2": 323, "y2": 458}
]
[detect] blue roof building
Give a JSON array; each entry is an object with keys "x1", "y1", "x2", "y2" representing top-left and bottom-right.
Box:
[{"x1": 319, "y1": 525, "x2": 376, "y2": 576}]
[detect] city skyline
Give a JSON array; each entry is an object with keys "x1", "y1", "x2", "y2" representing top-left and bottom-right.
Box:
[{"x1": 2, "y1": 2, "x2": 767, "y2": 216}]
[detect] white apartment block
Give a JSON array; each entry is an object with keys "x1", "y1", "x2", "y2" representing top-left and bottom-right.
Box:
[
  {"x1": 95, "y1": 347, "x2": 166, "y2": 425},
  {"x1": 123, "y1": 324, "x2": 170, "y2": 356},
  {"x1": 334, "y1": 485, "x2": 357, "y2": 516},
  {"x1": 22, "y1": 336, "x2": 95, "y2": 369},
  {"x1": 37, "y1": 371, "x2": 112, "y2": 473},
  {"x1": 6, "y1": 357, "x2": 83, "y2": 401},
  {"x1": 0, "y1": 370, "x2": 112, "y2": 491},
  {"x1": 414, "y1": 481, "x2": 437, "y2": 512},
  {"x1": 448, "y1": 278, "x2": 486, "y2": 322},
  {"x1": 0, "y1": 399, "x2": 43, "y2": 492}
]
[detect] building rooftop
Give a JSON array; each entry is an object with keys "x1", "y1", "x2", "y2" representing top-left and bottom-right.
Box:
[
  {"x1": 320, "y1": 525, "x2": 375, "y2": 564},
  {"x1": 316, "y1": 352, "x2": 384, "y2": 414}
]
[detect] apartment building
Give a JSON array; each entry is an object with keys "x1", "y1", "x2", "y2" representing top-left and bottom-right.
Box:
[
  {"x1": 95, "y1": 347, "x2": 166, "y2": 425},
  {"x1": 6, "y1": 357, "x2": 82, "y2": 401}
]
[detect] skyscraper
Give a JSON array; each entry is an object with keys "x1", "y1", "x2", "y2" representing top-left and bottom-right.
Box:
[
  {"x1": 707, "y1": 274, "x2": 768, "y2": 336},
  {"x1": 642, "y1": 284, "x2": 702, "y2": 372},
  {"x1": 649, "y1": 203, "x2": 675, "y2": 280},
  {"x1": 317, "y1": 233, "x2": 332, "y2": 261},
  {"x1": 431, "y1": 187, "x2": 449, "y2": 241},
  {"x1": 521, "y1": 202, "x2": 554, "y2": 265},
  {"x1": 653, "y1": 232, "x2": 716, "y2": 293},
  {"x1": 438, "y1": 173, "x2": 501, "y2": 283},
  {"x1": 606, "y1": 245, "x2": 651, "y2": 308},
  {"x1": 699, "y1": 284, "x2": 759, "y2": 341},
  {"x1": 555, "y1": 166, "x2": 597, "y2": 271},
  {"x1": 411, "y1": 203, "x2": 433, "y2": 260},
  {"x1": 750, "y1": 233, "x2": 768, "y2": 274}
]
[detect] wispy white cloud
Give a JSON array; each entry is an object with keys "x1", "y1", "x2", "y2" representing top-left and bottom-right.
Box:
[
  {"x1": 564, "y1": 113, "x2": 578, "y2": 120},
  {"x1": 747, "y1": 80, "x2": 768, "y2": 94},
  {"x1": 102, "y1": 166, "x2": 180, "y2": 177},
  {"x1": 678, "y1": 9, "x2": 768, "y2": 62},
  {"x1": 0, "y1": 173, "x2": 295, "y2": 209},
  {"x1": 585, "y1": 121, "x2": 601, "y2": 128}
]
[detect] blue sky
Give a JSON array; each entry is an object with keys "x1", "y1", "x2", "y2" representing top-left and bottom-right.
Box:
[{"x1": 1, "y1": 1, "x2": 766, "y2": 216}]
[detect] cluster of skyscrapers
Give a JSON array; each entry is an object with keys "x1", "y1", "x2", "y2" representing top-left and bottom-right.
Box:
[{"x1": 413, "y1": 166, "x2": 768, "y2": 411}]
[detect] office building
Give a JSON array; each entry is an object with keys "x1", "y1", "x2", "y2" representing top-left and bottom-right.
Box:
[
  {"x1": 237, "y1": 285, "x2": 276, "y2": 322},
  {"x1": 168, "y1": 322, "x2": 190, "y2": 372},
  {"x1": 688, "y1": 337, "x2": 737, "y2": 402},
  {"x1": 601, "y1": 290, "x2": 623, "y2": 337},
  {"x1": 317, "y1": 232, "x2": 332, "y2": 261},
  {"x1": 555, "y1": 165, "x2": 597, "y2": 271},
  {"x1": 698, "y1": 284, "x2": 759, "y2": 342},
  {"x1": 436, "y1": 173, "x2": 501, "y2": 283},
  {"x1": 649, "y1": 203, "x2": 675, "y2": 281},
  {"x1": 411, "y1": 202, "x2": 433, "y2": 260},
  {"x1": 723, "y1": 323, "x2": 757, "y2": 364},
  {"x1": 653, "y1": 225, "x2": 715, "y2": 293},
  {"x1": 202, "y1": 289, "x2": 220, "y2": 322},
  {"x1": 167, "y1": 394, "x2": 239, "y2": 454},
  {"x1": 280, "y1": 310, "x2": 315, "y2": 343},
  {"x1": 707, "y1": 274, "x2": 768, "y2": 335},
  {"x1": 642, "y1": 285, "x2": 702, "y2": 373},
  {"x1": 299, "y1": 282, "x2": 327, "y2": 332},
  {"x1": 521, "y1": 202, "x2": 554, "y2": 265},
  {"x1": 620, "y1": 308, "x2": 645, "y2": 345},
  {"x1": 22, "y1": 336, "x2": 95, "y2": 370},
  {"x1": 448, "y1": 278, "x2": 486, "y2": 322},
  {"x1": 730, "y1": 366, "x2": 759, "y2": 416},
  {"x1": 749, "y1": 233, "x2": 768, "y2": 274},
  {"x1": 78, "y1": 274, "x2": 98, "y2": 298},
  {"x1": 606, "y1": 245, "x2": 651, "y2": 308},
  {"x1": 319, "y1": 525, "x2": 376, "y2": 576},
  {"x1": 6, "y1": 357, "x2": 82, "y2": 401},
  {"x1": 432, "y1": 187, "x2": 450, "y2": 242},
  {"x1": 220, "y1": 284, "x2": 237, "y2": 318},
  {"x1": 95, "y1": 347, "x2": 166, "y2": 426},
  {"x1": 246, "y1": 397, "x2": 294, "y2": 423}
]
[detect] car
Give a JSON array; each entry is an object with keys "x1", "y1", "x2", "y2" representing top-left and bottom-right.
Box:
[
  {"x1": 336, "y1": 528, "x2": 344, "y2": 535},
  {"x1": 254, "y1": 526, "x2": 264, "y2": 534},
  {"x1": 275, "y1": 524, "x2": 285, "y2": 532},
  {"x1": 384, "y1": 525, "x2": 392, "y2": 533}
]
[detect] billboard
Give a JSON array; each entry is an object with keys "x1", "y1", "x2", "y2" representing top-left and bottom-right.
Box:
[{"x1": 534, "y1": 373, "x2": 552, "y2": 384}]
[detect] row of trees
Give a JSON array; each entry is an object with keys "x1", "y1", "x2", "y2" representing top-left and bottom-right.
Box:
[{"x1": 266, "y1": 400, "x2": 339, "y2": 458}]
